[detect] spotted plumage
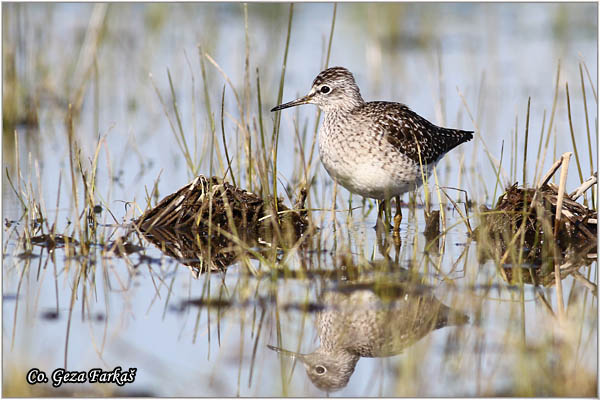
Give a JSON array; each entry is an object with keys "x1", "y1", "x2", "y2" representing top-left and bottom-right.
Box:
[
  {"x1": 271, "y1": 66, "x2": 473, "y2": 205},
  {"x1": 267, "y1": 275, "x2": 469, "y2": 392}
]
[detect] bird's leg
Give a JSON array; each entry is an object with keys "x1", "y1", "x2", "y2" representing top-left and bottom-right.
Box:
[
  {"x1": 375, "y1": 199, "x2": 393, "y2": 230},
  {"x1": 374, "y1": 200, "x2": 385, "y2": 230},
  {"x1": 393, "y1": 195, "x2": 402, "y2": 234},
  {"x1": 377, "y1": 200, "x2": 385, "y2": 220}
]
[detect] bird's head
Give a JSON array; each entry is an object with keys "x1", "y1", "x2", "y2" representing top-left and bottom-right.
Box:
[
  {"x1": 271, "y1": 66, "x2": 364, "y2": 114},
  {"x1": 267, "y1": 344, "x2": 359, "y2": 392}
]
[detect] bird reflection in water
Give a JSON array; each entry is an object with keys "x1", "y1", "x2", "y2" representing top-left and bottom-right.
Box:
[{"x1": 268, "y1": 274, "x2": 468, "y2": 392}]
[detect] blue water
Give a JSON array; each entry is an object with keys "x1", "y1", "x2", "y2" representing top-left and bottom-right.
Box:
[{"x1": 3, "y1": 3, "x2": 597, "y2": 396}]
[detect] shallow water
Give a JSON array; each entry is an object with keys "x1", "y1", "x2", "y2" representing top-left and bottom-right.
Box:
[{"x1": 2, "y1": 3, "x2": 597, "y2": 396}]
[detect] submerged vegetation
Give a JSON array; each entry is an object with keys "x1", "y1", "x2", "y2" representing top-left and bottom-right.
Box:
[
  {"x1": 123, "y1": 174, "x2": 308, "y2": 275},
  {"x1": 3, "y1": 3, "x2": 597, "y2": 397},
  {"x1": 476, "y1": 157, "x2": 597, "y2": 265}
]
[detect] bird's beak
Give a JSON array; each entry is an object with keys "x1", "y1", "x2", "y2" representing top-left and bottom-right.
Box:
[
  {"x1": 267, "y1": 344, "x2": 305, "y2": 360},
  {"x1": 271, "y1": 93, "x2": 313, "y2": 112}
]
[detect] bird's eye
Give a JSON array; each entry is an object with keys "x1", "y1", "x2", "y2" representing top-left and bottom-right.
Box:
[
  {"x1": 315, "y1": 365, "x2": 327, "y2": 375},
  {"x1": 320, "y1": 85, "x2": 331, "y2": 94}
]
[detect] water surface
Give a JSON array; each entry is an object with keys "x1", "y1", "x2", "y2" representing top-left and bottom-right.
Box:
[{"x1": 3, "y1": 3, "x2": 597, "y2": 396}]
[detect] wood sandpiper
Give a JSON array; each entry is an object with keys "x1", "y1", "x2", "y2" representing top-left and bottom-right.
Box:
[
  {"x1": 267, "y1": 274, "x2": 468, "y2": 392},
  {"x1": 271, "y1": 66, "x2": 473, "y2": 230}
]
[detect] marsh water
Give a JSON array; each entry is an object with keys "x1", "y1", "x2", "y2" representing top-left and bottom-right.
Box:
[{"x1": 2, "y1": 3, "x2": 598, "y2": 396}]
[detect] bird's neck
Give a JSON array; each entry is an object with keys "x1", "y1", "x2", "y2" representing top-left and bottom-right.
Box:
[
  {"x1": 343, "y1": 93, "x2": 365, "y2": 112},
  {"x1": 322, "y1": 92, "x2": 365, "y2": 115},
  {"x1": 314, "y1": 346, "x2": 360, "y2": 367}
]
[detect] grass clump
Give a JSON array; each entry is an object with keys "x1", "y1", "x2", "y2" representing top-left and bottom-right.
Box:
[
  {"x1": 124, "y1": 175, "x2": 309, "y2": 274},
  {"x1": 133, "y1": 175, "x2": 308, "y2": 236},
  {"x1": 474, "y1": 153, "x2": 597, "y2": 290}
]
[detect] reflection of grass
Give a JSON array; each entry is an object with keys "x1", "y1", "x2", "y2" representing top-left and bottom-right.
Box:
[{"x1": 2, "y1": 3, "x2": 598, "y2": 397}]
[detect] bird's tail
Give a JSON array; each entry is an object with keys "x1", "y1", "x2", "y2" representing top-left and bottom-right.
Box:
[
  {"x1": 457, "y1": 129, "x2": 474, "y2": 145},
  {"x1": 436, "y1": 127, "x2": 474, "y2": 158},
  {"x1": 448, "y1": 128, "x2": 474, "y2": 146}
]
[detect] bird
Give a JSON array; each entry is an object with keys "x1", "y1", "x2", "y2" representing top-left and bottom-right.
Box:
[
  {"x1": 267, "y1": 274, "x2": 469, "y2": 392},
  {"x1": 271, "y1": 66, "x2": 473, "y2": 230}
]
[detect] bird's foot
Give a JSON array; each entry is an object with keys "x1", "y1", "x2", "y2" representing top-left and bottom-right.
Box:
[
  {"x1": 393, "y1": 196, "x2": 402, "y2": 235},
  {"x1": 393, "y1": 214, "x2": 402, "y2": 233}
]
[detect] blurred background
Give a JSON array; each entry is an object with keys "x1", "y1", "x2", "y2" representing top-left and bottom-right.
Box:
[
  {"x1": 2, "y1": 3, "x2": 597, "y2": 396},
  {"x1": 4, "y1": 3, "x2": 597, "y2": 208}
]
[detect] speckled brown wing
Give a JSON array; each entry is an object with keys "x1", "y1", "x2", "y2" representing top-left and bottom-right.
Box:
[{"x1": 368, "y1": 102, "x2": 473, "y2": 164}]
